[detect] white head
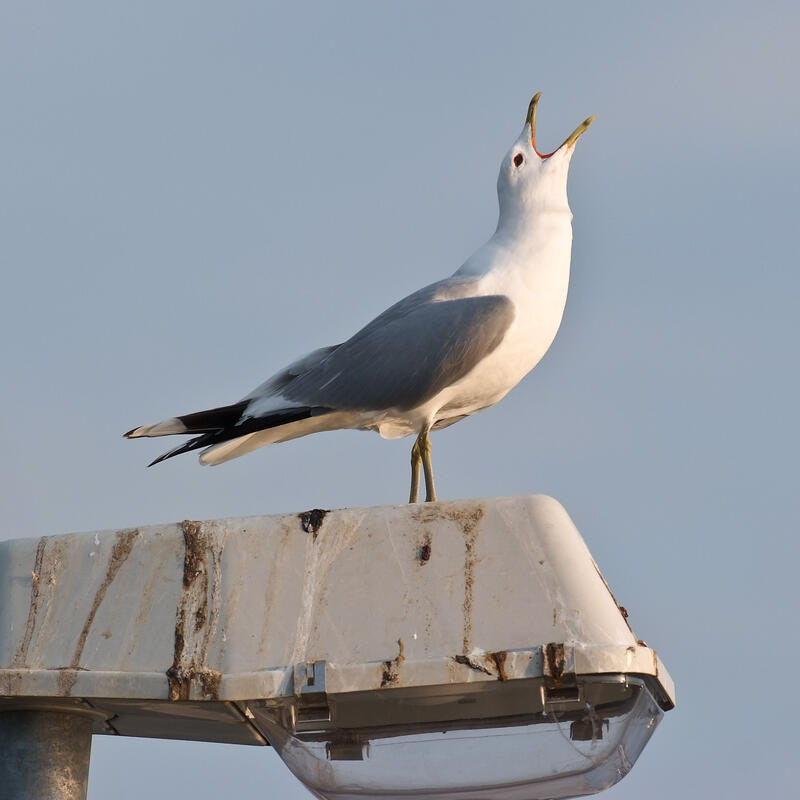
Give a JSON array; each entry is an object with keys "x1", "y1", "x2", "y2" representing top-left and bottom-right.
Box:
[{"x1": 497, "y1": 93, "x2": 594, "y2": 224}]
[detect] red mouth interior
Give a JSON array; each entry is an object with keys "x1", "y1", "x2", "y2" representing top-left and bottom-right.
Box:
[{"x1": 532, "y1": 128, "x2": 555, "y2": 160}]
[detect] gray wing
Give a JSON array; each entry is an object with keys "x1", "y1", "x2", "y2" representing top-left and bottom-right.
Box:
[
  {"x1": 244, "y1": 345, "x2": 342, "y2": 400},
  {"x1": 281, "y1": 281, "x2": 515, "y2": 412}
]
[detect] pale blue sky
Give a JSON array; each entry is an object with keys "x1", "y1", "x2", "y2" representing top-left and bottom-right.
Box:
[{"x1": 2, "y1": 1, "x2": 798, "y2": 797}]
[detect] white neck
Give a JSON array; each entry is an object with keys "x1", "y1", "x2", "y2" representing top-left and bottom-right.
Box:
[
  {"x1": 495, "y1": 204, "x2": 572, "y2": 244},
  {"x1": 456, "y1": 207, "x2": 573, "y2": 279}
]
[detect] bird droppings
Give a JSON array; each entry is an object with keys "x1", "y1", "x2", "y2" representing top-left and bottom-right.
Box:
[
  {"x1": 416, "y1": 531, "x2": 432, "y2": 564},
  {"x1": 299, "y1": 508, "x2": 329, "y2": 539}
]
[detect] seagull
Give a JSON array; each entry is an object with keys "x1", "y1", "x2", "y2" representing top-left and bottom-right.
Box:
[{"x1": 125, "y1": 93, "x2": 594, "y2": 503}]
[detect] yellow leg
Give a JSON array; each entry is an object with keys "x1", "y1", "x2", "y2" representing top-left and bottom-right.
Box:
[
  {"x1": 418, "y1": 429, "x2": 437, "y2": 503},
  {"x1": 409, "y1": 438, "x2": 421, "y2": 503}
]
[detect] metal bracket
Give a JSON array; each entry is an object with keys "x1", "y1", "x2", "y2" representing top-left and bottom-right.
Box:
[
  {"x1": 297, "y1": 660, "x2": 327, "y2": 696},
  {"x1": 540, "y1": 682, "x2": 584, "y2": 714},
  {"x1": 294, "y1": 660, "x2": 331, "y2": 731}
]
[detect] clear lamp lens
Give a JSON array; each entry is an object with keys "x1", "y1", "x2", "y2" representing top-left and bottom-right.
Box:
[{"x1": 259, "y1": 675, "x2": 663, "y2": 800}]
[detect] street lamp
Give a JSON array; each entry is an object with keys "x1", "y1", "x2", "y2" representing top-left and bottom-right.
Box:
[{"x1": 0, "y1": 495, "x2": 674, "y2": 799}]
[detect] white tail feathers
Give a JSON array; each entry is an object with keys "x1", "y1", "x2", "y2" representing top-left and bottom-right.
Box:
[
  {"x1": 198, "y1": 410, "x2": 360, "y2": 466},
  {"x1": 124, "y1": 418, "x2": 189, "y2": 438},
  {"x1": 199, "y1": 432, "x2": 261, "y2": 465},
  {"x1": 198, "y1": 417, "x2": 320, "y2": 465}
]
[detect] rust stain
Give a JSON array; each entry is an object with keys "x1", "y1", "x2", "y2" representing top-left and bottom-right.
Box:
[
  {"x1": 410, "y1": 503, "x2": 484, "y2": 653},
  {"x1": 166, "y1": 620, "x2": 188, "y2": 701},
  {"x1": 299, "y1": 508, "x2": 329, "y2": 539},
  {"x1": 380, "y1": 639, "x2": 405, "y2": 688},
  {"x1": 380, "y1": 661, "x2": 399, "y2": 686},
  {"x1": 168, "y1": 521, "x2": 208, "y2": 700},
  {"x1": 444, "y1": 506, "x2": 485, "y2": 654},
  {"x1": 167, "y1": 521, "x2": 223, "y2": 702},
  {"x1": 488, "y1": 650, "x2": 509, "y2": 681},
  {"x1": 58, "y1": 528, "x2": 140, "y2": 696},
  {"x1": 18, "y1": 539, "x2": 65, "y2": 680},
  {"x1": 188, "y1": 521, "x2": 217, "y2": 658},
  {"x1": 198, "y1": 668, "x2": 222, "y2": 700},
  {"x1": 544, "y1": 642, "x2": 567, "y2": 682},
  {"x1": 409, "y1": 506, "x2": 441, "y2": 525},
  {"x1": 416, "y1": 531, "x2": 432, "y2": 564},
  {"x1": 167, "y1": 665, "x2": 222, "y2": 701},
  {"x1": 453, "y1": 654, "x2": 492, "y2": 676},
  {"x1": 0, "y1": 669, "x2": 29, "y2": 696},
  {"x1": 182, "y1": 520, "x2": 208, "y2": 588},
  {"x1": 12, "y1": 537, "x2": 48, "y2": 667}
]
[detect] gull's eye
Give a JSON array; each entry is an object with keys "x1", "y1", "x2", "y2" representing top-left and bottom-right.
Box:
[{"x1": 513, "y1": 153, "x2": 524, "y2": 167}]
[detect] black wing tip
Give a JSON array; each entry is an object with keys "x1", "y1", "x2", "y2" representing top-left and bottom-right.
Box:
[
  {"x1": 123, "y1": 427, "x2": 139, "y2": 439},
  {"x1": 146, "y1": 435, "x2": 209, "y2": 467},
  {"x1": 141, "y1": 405, "x2": 334, "y2": 468}
]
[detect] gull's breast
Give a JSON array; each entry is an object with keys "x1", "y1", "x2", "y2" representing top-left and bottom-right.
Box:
[
  {"x1": 376, "y1": 223, "x2": 573, "y2": 438},
  {"x1": 432, "y1": 249, "x2": 572, "y2": 423}
]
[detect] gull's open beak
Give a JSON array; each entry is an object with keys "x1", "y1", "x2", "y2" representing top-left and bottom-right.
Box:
[{"x1": 526, "y1": 92, "x2": 595, "y2": 158}]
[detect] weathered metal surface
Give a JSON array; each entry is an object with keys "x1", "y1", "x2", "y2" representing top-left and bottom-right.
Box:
[
  {"x1": 0, "y1": 495, "x2": 674, "y2": 743},
  {"x1": 0, "y1": 710, "x2": 93, "y2": 800}
]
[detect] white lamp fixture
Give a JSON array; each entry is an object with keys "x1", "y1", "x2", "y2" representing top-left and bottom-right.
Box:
[{"x1": 0, "y1": 495, "x2": 674, "y2": 799}]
